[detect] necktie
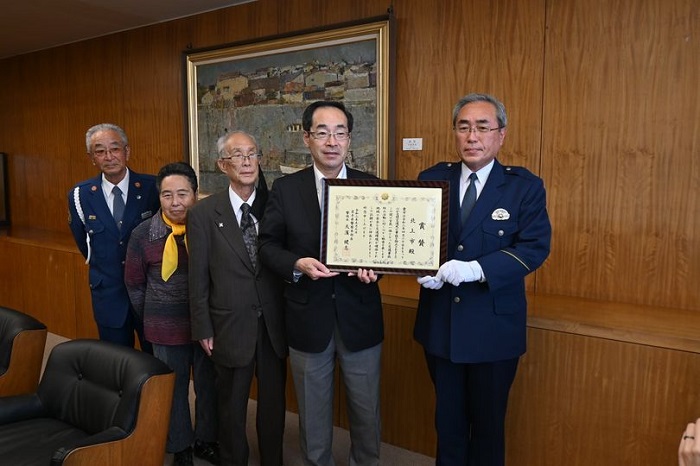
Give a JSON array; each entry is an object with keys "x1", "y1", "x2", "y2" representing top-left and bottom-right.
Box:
[
  {"x1": 161, "y1": 212, "x2": 187, "y2": 282},
  {"x1": 240, "y1": 203, "x2": 257, "y2": 269},
  {"x1": 460, "y1": 173, "x2": 478, "y2": 225},
  {"x1": 112, "y1": 186, "x2": 125, "y2": 229}
]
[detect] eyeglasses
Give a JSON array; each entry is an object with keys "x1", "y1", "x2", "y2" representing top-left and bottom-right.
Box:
[
  {"x1": 92, "y1": 146, "x2": 124, "y2": 157},
  {"x1": 454, "y1": 125, "x2": 504, "y2": 134},
  {"x1": 307, "y1": 130, "x2": 350, "y2": 141},
  {"x1": 220, "y1": 152, "x2": 262, "y2": 163}
]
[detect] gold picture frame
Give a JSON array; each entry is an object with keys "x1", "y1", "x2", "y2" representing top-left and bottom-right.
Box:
[{"x1": 184, "y1": 16, "x2": 394, "y2": 196}]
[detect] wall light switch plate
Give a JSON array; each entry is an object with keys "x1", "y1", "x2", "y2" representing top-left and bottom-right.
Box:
[{"x1": 402, "y1": 138, "x2": 423, "y2": 151}]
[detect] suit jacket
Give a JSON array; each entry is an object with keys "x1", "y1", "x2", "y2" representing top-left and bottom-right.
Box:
[
  {"x1": 67, "y1": 171, "x2": 159, "y2": 328},
  {"x1": 415, "y1": 159, "x2": 551, "y2": 363},
  {"x1": 258, "y1": 166, "x2": 384, "y2": 354},
  {"x1": 188, "y1": 185, "x2": 287, "y2": 368}
]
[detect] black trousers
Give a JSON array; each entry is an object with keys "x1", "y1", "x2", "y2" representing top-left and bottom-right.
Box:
[
  {"x1": 215, "y1": 319, "x2": 287, "y2": 466},
  {"x1": 426, "y1": 353, "x2": 519, "y2": 466}
]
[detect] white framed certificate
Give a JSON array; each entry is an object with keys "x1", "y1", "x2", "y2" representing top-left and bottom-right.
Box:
[{"x1": 321, "y1": 179, "x2": 448, "y2": 275}]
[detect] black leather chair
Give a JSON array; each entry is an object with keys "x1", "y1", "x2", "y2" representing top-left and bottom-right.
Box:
[
  {"x1": 0, "y1": 305, "x2": 47, "y2": 396},
  {"x1": 0, "y1": 339, "x2": 175, "y2": 466}
]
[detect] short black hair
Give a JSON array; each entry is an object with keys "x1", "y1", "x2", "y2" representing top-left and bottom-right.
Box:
[
  {"x1": 156, "y1": 162, "x2": 198, "y2": 193},
  {"x1": 301, "y1": 101, "x2": 354, "y2": 132}
]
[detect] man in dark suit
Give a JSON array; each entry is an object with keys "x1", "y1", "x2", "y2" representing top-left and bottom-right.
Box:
[
  {"x1": 415, "y1": 93, "x2": 551, "y2": 466},
  {"x1": 188, "y1": 130, "x2": 287, "y2": 466},
  {"x1": 259, "y1": 101, "x2": 384, "y2": 466},
  {"x1": 68, "y1": 123, "x2": 158, "y2": 352}
]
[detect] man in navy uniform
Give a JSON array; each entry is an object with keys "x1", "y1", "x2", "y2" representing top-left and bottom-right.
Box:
[
  {"x1": 415, "y1": 93, "x2": 551, "y2": 466},
  {"x1": 68, "y1": 123, "x2": 159, "y2": 352}
]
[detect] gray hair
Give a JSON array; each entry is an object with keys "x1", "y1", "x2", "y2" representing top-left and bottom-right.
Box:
[
  {"x1": 216, "y1": 130, "x2": 259, "y2": 158},
  {"x1": 85, "y1": 123, "x2": 129, "y2": 152},
  {"x1": 452, "y1": 93, "x2": 508, "y2": 129}
]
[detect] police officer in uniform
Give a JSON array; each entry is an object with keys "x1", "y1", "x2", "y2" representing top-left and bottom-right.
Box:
[{"x1": 68, "y1": 123, "x2": 159, "y2": 351}]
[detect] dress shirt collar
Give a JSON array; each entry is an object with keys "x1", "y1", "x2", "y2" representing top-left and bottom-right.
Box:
[
  {"x1": 228, "y1": 186, "x2": 257, "y2": 226},
  {"x1": 101, "y1": 168, "x2": 130, "y2": 204},
  {"x1": 313, "y1": 163, "x2": 347, "y2": 206},
  {"x1": 460, "y1": 160, "x2": 494, "y2": 199}
]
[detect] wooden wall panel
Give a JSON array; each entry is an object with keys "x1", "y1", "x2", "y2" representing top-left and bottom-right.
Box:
[
  {"x1": 18, "y1": 244, "x2": 76, "y2": 337},
  {"x1": 274, "y1": 0, "x2": 386, "y2": 33},
  {"x1": 392, "y1": 0, "x2": 545, "y2": 181},
  {"x1": 188, "y1": 0, "x2": 278, "y2": 51},
  {"x1": 0, "y1": 36, "x2": 126, "y2": 234},
  {"x1": 539, "y1": 0, "x2": 700, "y2": 308},
  {"x1": 507, "y1": 327, "x2": 700, "y2": 465},
  {"x1": 379, "y1": 302, "x2": 436, "y2": 454},
  {"x1": 121, "y1": 21, "x2": 194, "y2": 174},
  {"x1": 0, "y1": 240, "x2": 24, "y2": 310}
]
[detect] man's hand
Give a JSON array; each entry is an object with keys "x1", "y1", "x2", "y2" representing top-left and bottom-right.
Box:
[
  {"x1": 436, "y1": 260, "x2": 481, "y2": 286},
  {"x1": 348, "y1": 268, "x2": 378, "y2": 283},
  {"x1": 417, "y1": 275, "x2": 444, "y2": 290},
  {"x1": 679, "y1": 418, "x2": 700, "y2": 466},
  {"x1": 295, "y1": 257, "x2": 339, "y2": 280},
  {"x1": 199, "y1": 337, "x2": 214, "y2": 356}
]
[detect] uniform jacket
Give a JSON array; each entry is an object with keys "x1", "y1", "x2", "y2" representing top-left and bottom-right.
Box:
[
  {"x1": 68, "y1": 171, "x2": 159, "y2": 328},
  {"x1": 259, "y1": 166, "x2": 384, "y2": 354},
  {"x1": 187, "y1": 184, "x2": 287, "y2": 368},
  {"x1": 415, "y1": 159, "x2": 551, "y2": 363}
]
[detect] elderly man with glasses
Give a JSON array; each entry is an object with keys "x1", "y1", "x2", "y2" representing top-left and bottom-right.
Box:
[
  {"x1": 68, "y1": 123, "x2": 159, "y2": 352},
  {"x1": 188, "y1": 130, "x2": 287, "y2": 466}
]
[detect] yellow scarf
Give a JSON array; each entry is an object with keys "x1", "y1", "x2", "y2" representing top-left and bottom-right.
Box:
[{"x1": 161, "y1": 212, "x2": 187, "y2": 282}]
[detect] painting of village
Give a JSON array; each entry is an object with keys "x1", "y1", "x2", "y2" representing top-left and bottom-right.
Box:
[{"x1": 190, "y1": 38, "x2": 380, "y2": 196}]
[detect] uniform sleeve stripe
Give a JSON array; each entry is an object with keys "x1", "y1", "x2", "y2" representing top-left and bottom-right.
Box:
[{"x1": 500, "y1": 250, "x2": 530, "y2": 271}]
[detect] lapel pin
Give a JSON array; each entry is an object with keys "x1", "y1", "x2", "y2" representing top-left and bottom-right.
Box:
[
  {"x1": 492, "y1": 208, "x2": 510, "y2": 220},
  {"x1": 218, "y1": 222, "x2": 224, "y2": 228},
  {"x1": 88, "y1": 215, "x2": 97, "y2": 220},
  {"x1": 134, "y1": 182, "x2": 141, "y2": 188},
  {"x1": 91, "y1": 186, "x2": 97, "y2": 192}
]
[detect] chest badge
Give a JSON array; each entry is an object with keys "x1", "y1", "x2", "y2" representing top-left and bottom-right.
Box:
[{"x1": 491, "y1": 208, "x2": 510, "y2": 220}]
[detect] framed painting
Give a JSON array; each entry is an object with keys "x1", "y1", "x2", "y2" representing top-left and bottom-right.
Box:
[{"x1": 184, "y1": 15, "x2": 394, "y2": 196}]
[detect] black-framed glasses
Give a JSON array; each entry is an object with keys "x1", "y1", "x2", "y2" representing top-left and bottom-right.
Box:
[
  {"x1": 307, "y1": 130, "x2": 350, "y2": 141},
  {"x1": 220, "y1": 152, "x2": 262, "y2": 163},
  {"x1": 454, "y1": 125, "x2": 505, "y2": 134}
]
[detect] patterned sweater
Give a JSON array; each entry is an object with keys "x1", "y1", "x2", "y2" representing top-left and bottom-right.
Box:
[{"x1": 124, "y1": 211, "x2": 191, "y2": 345}]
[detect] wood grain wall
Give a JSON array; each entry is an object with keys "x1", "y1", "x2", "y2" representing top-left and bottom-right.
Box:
[{"x1": 0, "y1": 0, "x2": 698, "y2": 464}]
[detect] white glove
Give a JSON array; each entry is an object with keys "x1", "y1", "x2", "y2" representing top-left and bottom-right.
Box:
[
  {"x1": 436, "y1": 260, "x2": 481, "y2": 286},
  {"x1": 417, "y1": 275, "x2": 444, "y2": 290}
]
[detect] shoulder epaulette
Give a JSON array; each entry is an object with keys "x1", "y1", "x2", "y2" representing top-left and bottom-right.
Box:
[
  {"x1": 422, "y1": 161, "x2": 459, "y2": 173},
  {"x1": 503, "y1": 165, "x2": 538, "y2": 180}
]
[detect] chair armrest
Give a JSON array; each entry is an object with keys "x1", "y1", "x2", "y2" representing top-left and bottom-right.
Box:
[
  {"x1": 0, "y1": 394, "x2": 44, "y2": 424},
  {"x1": 50, "y1": 427, "x2": 129, "y2": 465}
]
